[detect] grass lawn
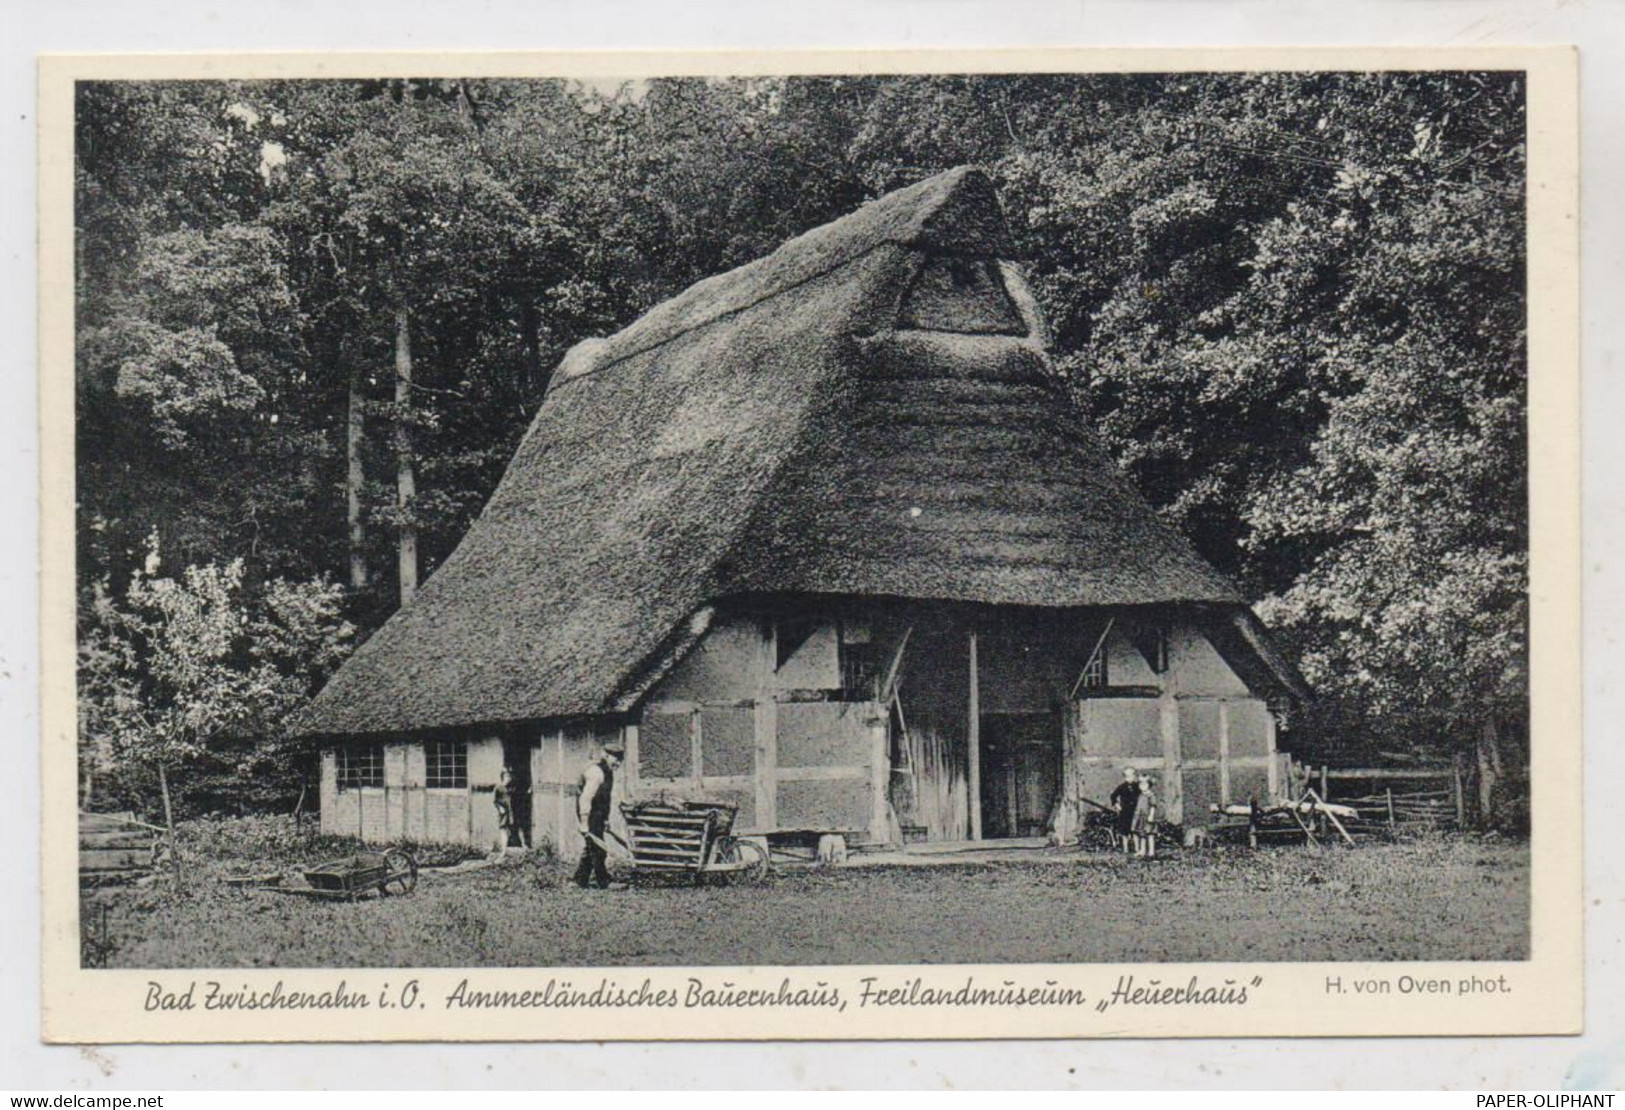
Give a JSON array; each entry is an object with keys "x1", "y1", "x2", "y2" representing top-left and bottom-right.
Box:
[{"x1": 83, "y1": 816, "x2": 1528, "y2": 968}]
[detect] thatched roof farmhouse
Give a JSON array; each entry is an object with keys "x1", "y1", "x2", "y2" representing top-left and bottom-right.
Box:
[{"x1": 298, "y1": 166, "x2": 1306, "y2": 852}]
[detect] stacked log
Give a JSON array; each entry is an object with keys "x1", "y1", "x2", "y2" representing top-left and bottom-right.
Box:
[{"x1": 79, "y1": 811, "x2": 165, "y2": 882}]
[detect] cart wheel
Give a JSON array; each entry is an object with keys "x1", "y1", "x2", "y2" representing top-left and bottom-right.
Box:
[
  {"x1": 712, "y1": 838, "x2": 769, "y2": 885},
  {"x1": 733, "y1": 839, "x2": 769, "y2": 885},
  {"x1": 381, "y1": 849, "x2": 418, "y2": 896}
]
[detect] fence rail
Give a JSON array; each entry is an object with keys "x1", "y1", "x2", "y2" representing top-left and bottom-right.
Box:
[{"x1": 1284, "y1": 761, "x2": 1466, "y2": 831}]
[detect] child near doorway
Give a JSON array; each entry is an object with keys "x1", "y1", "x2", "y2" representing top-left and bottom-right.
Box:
[{"x1": 1133, "y1": 775, "x2": 1159, "y2": 859}]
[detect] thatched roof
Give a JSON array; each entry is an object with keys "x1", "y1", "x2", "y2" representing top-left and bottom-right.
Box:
[{"x1": 295, "y1": 167, "x2": 1253, "y2": 738}]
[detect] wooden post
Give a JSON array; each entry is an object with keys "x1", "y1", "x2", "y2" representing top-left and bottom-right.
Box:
[
  {"x1": 690, "y1": 708, "x2": 704, "y2": 789},
  {"x1": 870, "y1": 712, "x2": 891, "y2": 846},
  {"x1": 556, "y1": 731, "x2": 567, "y2": 854},
  {"x1": 1452, "y1": 765, "x2": 1466, "y2": 828},
  {"x1": 967, "y1": 628, "x2": 982, "y2": 842},
  {"x1": 1386, "y1": 787, "x2": 1396, "y2": 830},
  {"x1": 157, "y1": 763, "x2": 180, "y2": 880},
  {"x1": 1319, "y1": 764, "x2": 1329, "y2": 800},
  {"x1": 755, "y1": 621, "x2": 778, "y2": 833}
]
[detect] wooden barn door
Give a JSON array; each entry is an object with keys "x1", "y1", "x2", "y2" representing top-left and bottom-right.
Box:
[{"x1": 979, "y1": 713, "x2": 1061, "y2": 840}]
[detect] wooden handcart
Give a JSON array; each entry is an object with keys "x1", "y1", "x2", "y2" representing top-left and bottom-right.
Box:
[{"x1": 592, "y1": 801, "x2": 769, "y2": 885}]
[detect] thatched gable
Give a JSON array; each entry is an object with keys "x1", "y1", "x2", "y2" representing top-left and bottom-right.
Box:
[{"x1": 296, "y1": 167, "x2": 1248, "y2": 738}]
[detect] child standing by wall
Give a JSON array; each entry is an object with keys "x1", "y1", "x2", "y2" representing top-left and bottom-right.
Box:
[{"x1": 1133, "y1": 775, "x2": 1159, "y2": 858}]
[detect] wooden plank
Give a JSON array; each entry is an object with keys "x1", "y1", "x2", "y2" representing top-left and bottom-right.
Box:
[
  {"x1": 1321, "y1": 768, "x2": 1457, "y2": 781},
  {"x1": 628, "y1": 812, "x2": 711, "y2": 826},
  {"x1": 775, "y1": 765, "x2": 871, "y2": 782},
  {"x1": 626, "y1": 806, "x2": 711, "y2": 819},
  {"x1": 631, "y1": 845, "x2": 703, "y2": 858},
  {"x1": 80, "y1": 810, "x2": 137, "y2": 829},
  {"x1": 630, "y1": 835, "x2": 705, "y2": 849},
  {"x1": 968, "y1": 628, "x2": 981, "y2": 842},
  {"x1": 1075, "y1": 686, "x2": 1163, "y2": 700},
  {"x1": 79, "y1": 831, "x2": 154, "y2": 849},
  {"x1": 80, "y1": 848, "x2": 152, "y2": 871},
  {"x1": 629, "y1": 827, "x2": 706, "y2": 841},
  {"x1": 80, "y1": 811, "x2": 161, "y2": 832}
]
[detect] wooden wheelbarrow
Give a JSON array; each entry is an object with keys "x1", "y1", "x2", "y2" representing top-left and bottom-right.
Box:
[
  {"x1": 253, "y1": 849, "x2": 419, "y2": 901},
  {"x1": 586, "y1": 801, "x2": 769, "y2": 885}
]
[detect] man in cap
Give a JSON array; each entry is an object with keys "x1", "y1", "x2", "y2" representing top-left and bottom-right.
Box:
[{"x1": 574, "y1": 741, "x2": 625, "y2": 889}]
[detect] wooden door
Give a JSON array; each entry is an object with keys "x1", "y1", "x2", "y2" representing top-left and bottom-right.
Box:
[{"x1": 980, "y1": 713, "x2": 1061, "y2": 839}]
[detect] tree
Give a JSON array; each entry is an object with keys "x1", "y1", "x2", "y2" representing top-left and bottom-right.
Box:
[{"x1": 78, "y1": 535, "x2": 355, "y2": 818}]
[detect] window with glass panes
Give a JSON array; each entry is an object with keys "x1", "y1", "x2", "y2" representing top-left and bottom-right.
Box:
[
  {"x1": 425, "y1": 741, "x2": 467, "y2": 789},
  {"x1": 336, "y1": 744, "x2": 384, "y2": 790}
]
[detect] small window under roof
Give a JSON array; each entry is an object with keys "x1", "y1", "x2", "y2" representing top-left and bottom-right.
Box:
[{"x1": 898, "y1": 255, "x2": 1027, "y2": 335}]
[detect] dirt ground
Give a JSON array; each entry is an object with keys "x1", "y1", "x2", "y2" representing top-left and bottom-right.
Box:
[{"x1": 82, "y1": 817, "x2": 1529, "y2": 968}]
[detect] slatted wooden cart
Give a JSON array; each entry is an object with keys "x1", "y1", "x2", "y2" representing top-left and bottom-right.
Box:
[{"x1": 598, "y1": 801, "x2": 769, "y2": 885}]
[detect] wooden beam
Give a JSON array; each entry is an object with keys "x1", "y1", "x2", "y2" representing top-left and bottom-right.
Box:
[
  {"x1": 776, "y1": 765, "x2": 871, "y2": 782},
  {"x1": 968, "y1": 628, "x2": 982, "y2": 841},
  {"x1": 870, "y1": 709, "x2": 891, "y2": 846},
  {"x1": 879, "y1": 625, "x2": 914, "y2": 706},
  {"x1": 1321, "y1": 768, "x2": 1458, "y2": 781},
  {"x1": 755, "y1": 621, "x2": 778, "y2": 831},
  {"x1": 1076, "y1": 685, "x2": 1162, "y2": 700},
  {"x1": 689, "y1": 708, "x2": 704, "y2": 788},
  {"x1": 556, "y1": 730, "x2": 567, "y2": 851},
  {"x1": 1069, "y1": 617, "x2": 1115, "y2": 700},
  {"x1": 1307, "y1": 788, "x2": 1357, "y2": 846}
]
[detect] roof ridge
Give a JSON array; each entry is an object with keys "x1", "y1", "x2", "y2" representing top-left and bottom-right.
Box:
[
  {"x1": 547, "y1": 239, "x2": 896, "y2": 392},
  {"x1": 547, "y1": 166, "x2": 1010, "y2": 393}
]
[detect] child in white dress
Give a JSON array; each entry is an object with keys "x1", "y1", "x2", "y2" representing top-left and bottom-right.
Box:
[{"x1": 1132, "y1": 776, "x2": 1159, "y2": 858}]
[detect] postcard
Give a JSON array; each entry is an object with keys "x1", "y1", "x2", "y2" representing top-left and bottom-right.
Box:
[{"x1": 39, "y1": 46, "x2": 1580, "y2": 1042}]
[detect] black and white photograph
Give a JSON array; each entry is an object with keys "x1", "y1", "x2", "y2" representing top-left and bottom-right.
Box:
[{"x1": 38, "y1": 47, "x2": 1581, "y2": 1043}]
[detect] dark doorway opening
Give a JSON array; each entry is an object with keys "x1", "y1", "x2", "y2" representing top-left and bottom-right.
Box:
[
  {"x1": 979, "y1": 713, "x2": 1061, "y2": 839},
  {"x1": 501, "y1": 735, "x2": 534, "y2": 848}
]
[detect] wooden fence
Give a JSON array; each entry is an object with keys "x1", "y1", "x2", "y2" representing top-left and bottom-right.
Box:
[{"x1": 1283, "y1": 761, "x2": 1465, "y2": 832}]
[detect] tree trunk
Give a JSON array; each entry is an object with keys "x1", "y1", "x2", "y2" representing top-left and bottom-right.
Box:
[
  {"x1": 346, "y1": 357, "x2": 369, "y2": 590},
  {"x1": 518, "y1": 298, "x2": 544, "y2": 406},
  {"x1": 157, "y1": 762, "x2": 180, "y2": 880},
  {"x1": 1475, "y1": 716, "x2": 1502, "y2": 827},
  {"x1": 394, "y1": 303, "x2": 418, "y2": 606}
]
